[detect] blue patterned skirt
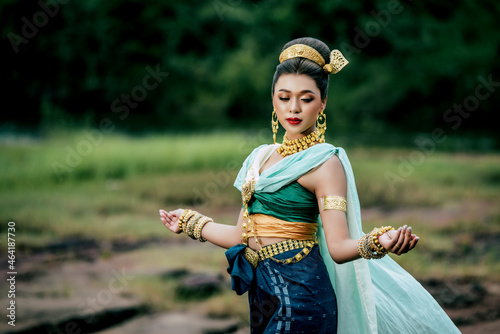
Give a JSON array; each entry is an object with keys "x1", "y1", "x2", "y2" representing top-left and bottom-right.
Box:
[{"x1": 226, "y1": 244, "x2": 337, "y2": 333}]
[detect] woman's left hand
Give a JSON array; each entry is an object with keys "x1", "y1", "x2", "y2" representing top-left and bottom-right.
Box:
[{"x1": 378, "y1": 225, "x2": 419, "y2": 255}]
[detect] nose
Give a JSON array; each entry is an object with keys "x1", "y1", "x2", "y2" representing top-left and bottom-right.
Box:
[{"x1": 290, "y1": 98, "x2": 301, "y2": 114}]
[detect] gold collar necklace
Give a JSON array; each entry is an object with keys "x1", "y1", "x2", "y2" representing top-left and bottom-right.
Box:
[{"x1": 277, "y1": 129, "x2": 325, "y2": 157}]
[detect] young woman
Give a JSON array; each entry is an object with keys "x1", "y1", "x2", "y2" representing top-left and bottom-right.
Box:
[{"x1": 159, "y1": 37, "x2": 460, "y2": 333}]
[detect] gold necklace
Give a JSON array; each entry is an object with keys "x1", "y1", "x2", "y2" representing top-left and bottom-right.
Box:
[{"x1": 277, "y1": 129, "x2": 324, "y2": 157}]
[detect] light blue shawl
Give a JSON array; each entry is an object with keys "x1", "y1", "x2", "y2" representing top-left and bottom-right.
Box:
[{"x1": 234, "y1": 143, "x2": 460, "y2": 334}]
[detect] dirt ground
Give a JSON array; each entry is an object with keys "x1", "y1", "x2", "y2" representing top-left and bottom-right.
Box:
[
  {"x1": 1, "y1": 239, "x2": 498, "y2": 334},
  {"x1": 1, "y1": 204, "x2": 499, "y2": 333}
]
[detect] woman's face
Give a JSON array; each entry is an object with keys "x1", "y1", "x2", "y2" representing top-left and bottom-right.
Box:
[{"x1": 272, "y1": 74, "x2": 327, "y2": 141}]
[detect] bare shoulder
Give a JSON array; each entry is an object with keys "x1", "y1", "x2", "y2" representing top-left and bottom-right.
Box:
[
  {"x1": 299, "y1": 154, "x2": 347, "y2": 196},
  {"x1": 316, "y1": 154, "x2": 344, "y2": 177}
]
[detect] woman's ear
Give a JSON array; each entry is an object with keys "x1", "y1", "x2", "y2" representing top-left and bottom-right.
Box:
[{"x1": 321, "y1": 97, "x2": 327, "y2": 111}]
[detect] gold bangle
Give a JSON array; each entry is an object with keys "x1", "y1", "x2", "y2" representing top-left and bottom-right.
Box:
[
  {"x1": 178, "y1": 209, "x2": 191, "y2": 232},
  {"x1": 179, "y1": 209, "x2": 190, "y2": 222},
  {"x1": 371, "y1": 226, "x2": 394, "y2": 252},
  {"x1": 186, "y1": 213, "x2": 202, "y2": 239},
  {"x1": 357, "y1": 226, "x2": 394, "y2": 260},
  {"x1": 357, "y1": 234, "x2": 371, "y2": 259},
  {"x1": 194, "y1": 216, "x2": 212, "y2": 242},
  {"x1": 369, "y1": 229, "x2": 386, "y2": 253},
  {"x1": 179, "y1": 209, "x2": 196, "y2": 232}
]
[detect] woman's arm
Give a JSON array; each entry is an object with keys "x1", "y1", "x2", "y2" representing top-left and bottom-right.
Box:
[
  {"x1": 302, "y1": 155, "x2": 418, "y2": 264},
  {"x1": 159, "y1": 208, "x2": 244, "y2": 249}
]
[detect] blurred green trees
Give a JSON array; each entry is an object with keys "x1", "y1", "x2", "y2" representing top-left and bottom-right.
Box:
[{"x1": 2, "y1": 0, "x2": 499, "y2": 147}]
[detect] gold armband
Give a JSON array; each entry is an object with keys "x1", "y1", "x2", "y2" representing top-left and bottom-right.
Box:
[{"x1": 322, "y1": 196, "x2": 347, "y2": 212}]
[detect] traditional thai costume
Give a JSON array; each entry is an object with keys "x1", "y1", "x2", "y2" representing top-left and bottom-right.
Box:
[
  {"x1": 226, "y1": 143, "x2": 461, "y2": 333},
  {"x1": 175, "y1": 42, "x2": 461, "y2": 333}
]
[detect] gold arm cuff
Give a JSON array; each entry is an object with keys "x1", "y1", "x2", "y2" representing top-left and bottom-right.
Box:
[{"x1": 322, "y1": 196, "x2": 347, "y2": 212}]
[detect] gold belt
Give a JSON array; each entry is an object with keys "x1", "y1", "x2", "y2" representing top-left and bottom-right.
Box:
[
  {"x1": 248, "y1": 214, "x2": 318, "y2": 240},
  {"x1": 244, "y1": 239, "x2": 317, "y2": 268}
]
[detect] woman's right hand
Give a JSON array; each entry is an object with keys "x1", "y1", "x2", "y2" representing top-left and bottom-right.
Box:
[{"x1": 159, "y1": 209, "x2": 184, "y2": 234}]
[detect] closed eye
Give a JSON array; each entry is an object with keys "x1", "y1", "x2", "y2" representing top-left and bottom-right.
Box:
[
  {"x1": 302, "y1": 98, "x2": 313, "y2": 103},
  {"x1": 279, "y1": 97, "x2": 290, "y2": 101}
]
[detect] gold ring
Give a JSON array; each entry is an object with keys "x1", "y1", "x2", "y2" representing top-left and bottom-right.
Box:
[{"x1": 395, "y1": 244, "x2": 401, "y2": 249}]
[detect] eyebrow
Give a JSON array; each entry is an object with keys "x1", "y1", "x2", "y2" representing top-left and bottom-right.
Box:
[{"x1": 278, "y1": 89, "x2": 316, "y2": 95}]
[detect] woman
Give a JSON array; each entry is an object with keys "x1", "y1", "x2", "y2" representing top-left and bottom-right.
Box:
[{"x1": 159, "y1": 37, "x2": 460, "y2": 333}]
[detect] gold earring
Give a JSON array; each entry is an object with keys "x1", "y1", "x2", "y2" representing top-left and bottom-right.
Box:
[
  {"x1": 272, "y1": 108, "x2": 279, "y2": 144},
  {"x1": 316, "y1": 110, "x2": 327, "y2": 142}
]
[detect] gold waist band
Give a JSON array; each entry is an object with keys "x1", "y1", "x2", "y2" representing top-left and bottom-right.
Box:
[
  {"x1": 258, "y1": 239, "x2": 317, "y2": 263},
  {"x1": 244, "y1": 239, "x2": 318, "y2": 268},
  {"x1": 248, "y1": 213, "x2": 318, "y2": 240}
]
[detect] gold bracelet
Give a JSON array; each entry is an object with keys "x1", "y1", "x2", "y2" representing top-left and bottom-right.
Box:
[
  {"x1": 357, "y1": 226, "x2": 394, "y2": 260},
  {"x1": 186, "y1": 213, "x2": 202, "y2": 239},
  {"x1": 357, "y1": 234, "x2": 372, "y2": 259},
  {"x1": 194, "y1": 216, "x2": 212, "y2": 242},
  {"x1": 178, "y1": 209, "x2": 191, "y2": 232},
  {"x1": 179, "y1": 209, "x2": 196, "y2": 232},
  {"x1": 369, "y1": 226, "x2": 393, "y2": 254}
]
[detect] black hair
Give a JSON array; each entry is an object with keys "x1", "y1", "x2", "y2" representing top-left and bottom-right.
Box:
[{"x1": 271, "y1": 37, "x2": 331, "y2": 101}]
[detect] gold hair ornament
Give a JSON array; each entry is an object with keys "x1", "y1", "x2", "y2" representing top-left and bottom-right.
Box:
[{"x1": 279, "y1": 44, "x2": 349, "y2": 74}]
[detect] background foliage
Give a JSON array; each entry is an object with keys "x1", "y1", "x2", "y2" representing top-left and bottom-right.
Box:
[
  {"x1": 1, "y1": 3, "x2": 500, "y2": 330},
  {"x1": 2, "y1": 0, "x2": 500, "y2": 148}
]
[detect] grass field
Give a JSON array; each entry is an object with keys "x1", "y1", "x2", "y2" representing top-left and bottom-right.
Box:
[{"x1": 1, "y1": 131, "x2": 499, "y2": 290}]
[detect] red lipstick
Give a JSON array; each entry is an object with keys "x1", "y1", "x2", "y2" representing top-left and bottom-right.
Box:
[{"x1": 286, "y1": 117, "x2": 302, "y2": 125}]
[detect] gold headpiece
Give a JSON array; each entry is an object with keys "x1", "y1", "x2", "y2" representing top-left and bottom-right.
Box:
[{"x1": 279, "y1": 44, "x2": 348, "y2": 74}]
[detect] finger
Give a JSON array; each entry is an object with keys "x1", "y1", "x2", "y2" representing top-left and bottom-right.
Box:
[
  {"x1": 413, "y1": 236, "x2": 420, "y2": 248},
  {"x1": 163, "y1": 211, "x2": 175, "y2": 222},
  {"x1": 160, "y1": 213, "x2": 170, "y2": 223},
  {"x1": 160, "y1": 214, "x2": 173, "y2": 227},
  {"x1": 394, "y1": 226, "x2": 407, "y2": 255},
  {"x1": 160, "y1": 214, "x2": 169, "y2": 224},
  {"x1": 398, "y1": 225, "x2": 412, "y2": 254},
  {"x1": 408, "y1": 234, "x2": 420, "y2": 250},
  {"x1": 402, "y1": 226, "x2": 413, "y2": 253}
]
